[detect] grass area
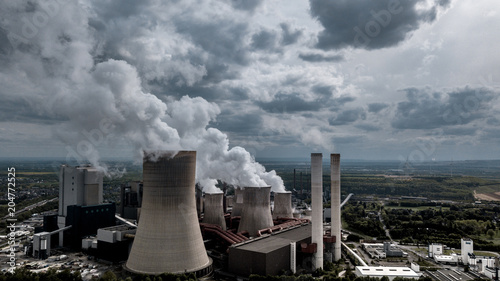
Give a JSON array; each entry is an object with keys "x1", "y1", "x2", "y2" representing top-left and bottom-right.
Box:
[
  {"x1": 475, "y1": 184, "x2": 500, "y2": 194},
  {"x1": 16, "y1": 172, "x2": 57, "y2": 175},
  {"x1": 475, "y1": 251, "x2": 499, "y2": 257},
  {"x1": 477, "y1": 229, "x2": 500, "y2": 245},
  {"x1": 385, "y1": 206, "x2": 450, "y2": 211}
]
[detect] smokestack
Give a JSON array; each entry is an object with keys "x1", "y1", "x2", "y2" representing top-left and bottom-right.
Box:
[
  {"x1": 238, "y1": 186, "x2": 273, "y2": 237},
  {"x1": 331, "y1": 154, "x2": 341, "y2": 261},
  {"x1": 231, "y1": 188, "x2": 244, "y2": 216},
  {"x1": 273, "y1": 191, "x2": 293, "y2": 219},
  {"x1": 126, "y1": 151, "x2": 212, "y2": 276},
  {"x1": 203, "y1": 192, "x2": 227, "y2": 230},
  {"x1": 311, "y1": 153, "x2": 323, "y2": 270}
]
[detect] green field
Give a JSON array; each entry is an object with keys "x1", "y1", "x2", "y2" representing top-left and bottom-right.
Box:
[{"x1": 385, "y1": 206, "x2": 451, "y2": 211}]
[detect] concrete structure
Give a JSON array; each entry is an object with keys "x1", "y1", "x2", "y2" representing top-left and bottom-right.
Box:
[
  {"x1": 354, "y1": 266, "x2": 419, "y2": 280},
  {"x1": 330, "y1": 153, "x2": 341, "y2": 261},
  {"x1": 232, "y1": 188, "x2": 244, "y2": 216},
  {"x1": 434, "y1": 254, "x2": 458, "y2": 264},
  {"x1": 228, "y1": 224, "x2": 312, "y2": 276},
  {"x1": 119, "y1": 181, "x2": 142, "y2": 220},
  {"x1": 33, "y1": 232, "x2": 50, "y2": 259},
  {"x1": 58, "y1": 165, "x2": 103, "y2": 246},
  {"x1": 384, "y1": 241, "x2": 404, "y2": 257},
  {"x1": 311, "y1": 153, "x2": 323, "y2": 269},
  {"x1": 97, "y1": 225, "x2": 136, "y2": 262},
  {"x1": 238, "y1": 186, "x2": 274, "y2": 237},
  {"x1": 273, "y1": 191, "x2": 293, "y2": 219},
  {"x1": 125, "y1": 151, "x2": 212, "y2": 276},
  {"x1": 428, "y1": 243, "x2": 443, "y2": 258},
  {"x1": 461, "y1": 238, "x2": 474, "y2": 265},
  {"x1": 203, "y1": 192, "x2": 226, "y2": 230}
]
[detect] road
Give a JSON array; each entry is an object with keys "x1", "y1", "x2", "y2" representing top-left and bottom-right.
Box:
[{"x1": 2, "y1": 197, "x2": 58, "y2": 220}]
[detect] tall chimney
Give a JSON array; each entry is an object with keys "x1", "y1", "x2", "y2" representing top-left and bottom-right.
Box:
[
  {"x1": 273, "y1": 191, "x2": 293, "y2": 219},
  {"x1": 203, "y1": 192, "x2": 227, "y2": 230},
  {"x1": 311, "y1": 153, "x2": 323, "y2": 270},
  {"x1": 331, "y1": 153, "x2": 341, "y2": 261},
  {"x1": 238, "y1": 186, "x2": 273, "y2": 237},
  {"x1": 125, "y1": 151, "x2": 212, "y2": 276},
  {"x1": 231, "y1": 188, "x2": 244, "y2": 216}
]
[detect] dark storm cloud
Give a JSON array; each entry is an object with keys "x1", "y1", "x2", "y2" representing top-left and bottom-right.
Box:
[
  {"x1": 0, "y1": 27, "x2": 14, "y2": 56},
  {"x1": 329, "y1": 108, "x2": 367, "y2": 126},
  {"x1": 368, "y1": 102, "x2": 389, "y2": 113},
  {"x1": 280, "y1": 23, "x2": 302, "y2": 46},
  {"x1": 309, "y1": 0, "x2": 450, "y2": 50},
  {"x1": 298, "y1": 52, "x2": 344, "y2": 62},
  {"x1": 391, "y1": 87, "x2": 497, "y2": 130},
  {"x1": 251, "y1": 29, "x2": 278, "y2": 50}
]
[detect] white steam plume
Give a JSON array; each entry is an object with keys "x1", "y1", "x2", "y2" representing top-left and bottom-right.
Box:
[{"x1": 0, "y1": 0, "x2": 285, "y2": 192}]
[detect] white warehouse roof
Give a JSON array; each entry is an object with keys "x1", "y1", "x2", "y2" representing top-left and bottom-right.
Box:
[{"x1": 355, "y1": 266, "x2": 420, "y2": 280}]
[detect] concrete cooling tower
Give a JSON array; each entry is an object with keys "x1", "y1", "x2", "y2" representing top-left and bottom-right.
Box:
[
  {"x1": 231, "y1": 188, "x2": 244, "y2": 216},
  {"x1": 203, "y1": 192, "x2": 227, "y2": 230},
  {"x1": 238, "y1": 186, "x2": 274, "y2": 237},
  {"x1": 273, "y1": 191, "x2": 293, "y2": 219},
  {"x1": 125, "y1": 151, "x2": 212, "y2": 276}
]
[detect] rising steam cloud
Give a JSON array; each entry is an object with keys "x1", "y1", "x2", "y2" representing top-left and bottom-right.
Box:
[{"x1": 0, "y1": 1, "x2": 284, "y2": 192}]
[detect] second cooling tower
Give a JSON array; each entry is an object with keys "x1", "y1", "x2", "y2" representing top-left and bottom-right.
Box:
[
  {"x1": 238, "y1": 186, "x2": 273, "y2": 237},
  {"x1": 125, "y1": 151, "x2": 212, "y2": 276},
  {"x1": 273, "y1": 191, "x2": 293, "y2": 219},
  {"x1": 203, "y1": 192, "x2": 227, "y2": 230}
]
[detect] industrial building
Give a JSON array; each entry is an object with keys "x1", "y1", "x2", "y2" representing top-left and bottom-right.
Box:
[
  {"x1": 355, "y1": 266, "x2": 420, "y2": 280},
  {"x1": 461, "y1": 238, "x2": 474, "y2": 265},
  {"x1": 428, "y1": 243, "x2": 443, "y2": 258},
  {"x1": 228, "y1": 224, "x2": 312, "y2": 276},
  {"x1": 119, "y1": 181, "x2": 142, "y2": 220},
  {"x1": 273, "y1": 191, "x2": 293, "y2": 219},
  {"x1": 238, "y1": 186, "x2": 274, "y2": 237}
]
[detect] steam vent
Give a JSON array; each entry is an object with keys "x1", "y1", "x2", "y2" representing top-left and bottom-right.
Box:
[
  {"x1": 125, "y1": 151, "x2": 212, "y2": 276},
  {"x1": 273, "y1": 191, "x2": 293, "y2": 219},
  {"x1": 203, "y1": 192, "x2": 227, "y2": 230},
  {"x1": 238, "y1": 186, "x2": 273, "y2": 237}
]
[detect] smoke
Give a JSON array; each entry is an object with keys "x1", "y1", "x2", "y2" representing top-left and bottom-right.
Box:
[{"x1": 0, "y1": 0, "x2": 285, "y2": 192}]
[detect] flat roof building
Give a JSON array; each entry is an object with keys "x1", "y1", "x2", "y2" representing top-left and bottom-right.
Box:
[
  {"x1": 228, "y1": 224, "x2": 312, "y2": 276},
  {"x1": 355, "y1": 266, "x2": 420, "y2": 280}
]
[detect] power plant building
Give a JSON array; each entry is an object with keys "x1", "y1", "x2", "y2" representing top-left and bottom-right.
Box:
[
  {"x1": 228, "y1": 224, "x2": 312, "y2": 276},
  {"x1": 311, "y1": 153, "x2": 323, "y2": 269},
  {"x1": 330, "y1": 154, "x2": 341, "y2": 261},
  {"x1": 125, "y1": 151, "x2": 212, "y2": 276}
]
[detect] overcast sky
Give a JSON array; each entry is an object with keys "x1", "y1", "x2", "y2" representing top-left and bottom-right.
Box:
[{"x1": 1, "y1": 0, "x2": 499, "y2": 164}]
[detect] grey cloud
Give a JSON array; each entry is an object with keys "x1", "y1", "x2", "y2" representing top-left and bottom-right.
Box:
[
  {"x1": 214, "y1": 111, "x2": 263, "y2": 135},
  {"x1": 487, "y1": 117, "x2": 500, "y2": 126},
  {"x1": 298, "y1": 52, "x2": 344, "y2": 62},
  {"x1": 442, "y1": 127, "x2": 478, "y2": 136},
  {"x1": 309, "y1": 0, "x2": 450, "y2": 50},
  {"x1": 257, "y1": 93, "x2": 321, "y2": 113},
  {"x1": 355, "y1": 123, "x2": 381, "y2": 132},
  {"x1": 392, "y1": 87, "x2": 497, "y2": 130},
  {"x1": 312, "y1": 85, "x2": 336, "y2": 97},
  {"x1": 368, "y1": 102, "x2": 389, "y2": 113},
  {"x1": 227, "y1": 0, "x2": 263, "y2": 12},
  {"x1": 280, "y1": 23, "x2": 302, "y2": 46},
  {"x1": 329, "y1": 108, "x2": 367, "y2": 126},
  {"x1": 251, "y1": 29, "x2": 278, "y2": 50}
]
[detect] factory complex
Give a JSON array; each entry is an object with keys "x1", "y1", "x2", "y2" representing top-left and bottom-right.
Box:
[{"x1": 3, "y1": 150, "x2": 496, "y2": 280}]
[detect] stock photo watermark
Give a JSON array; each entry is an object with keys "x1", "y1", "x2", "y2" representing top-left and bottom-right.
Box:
[{"x1": 6, "y1": 167, "x2": 17, "y2": 273}]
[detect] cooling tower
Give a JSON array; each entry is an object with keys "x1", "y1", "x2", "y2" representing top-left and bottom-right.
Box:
[
  {"x1": 273, "y1": 191, "x2": 293, "y2": 219},
  {"x1": 203, "y1": 192, "x2": 227, "y2": 230},
  {"x1": 125, "y1": 151, "x2": 212, "y2": 276},
  {"x1": 238, "y1": 186, "x2": 274, "y2": 237},
  {"x1": 330, "y1": 154, "x2": 341, "y2": 261},
  {"x1": 231, "y1": 188, "x2": 244, "y2": 216},
  {"x1": 311, "y1": 153, "x2": 323, "y2": 269}
]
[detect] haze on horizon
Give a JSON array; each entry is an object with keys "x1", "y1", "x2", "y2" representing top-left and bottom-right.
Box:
[{"x1": 0, "y1": 0, "x2": 499, "y2": 163}]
